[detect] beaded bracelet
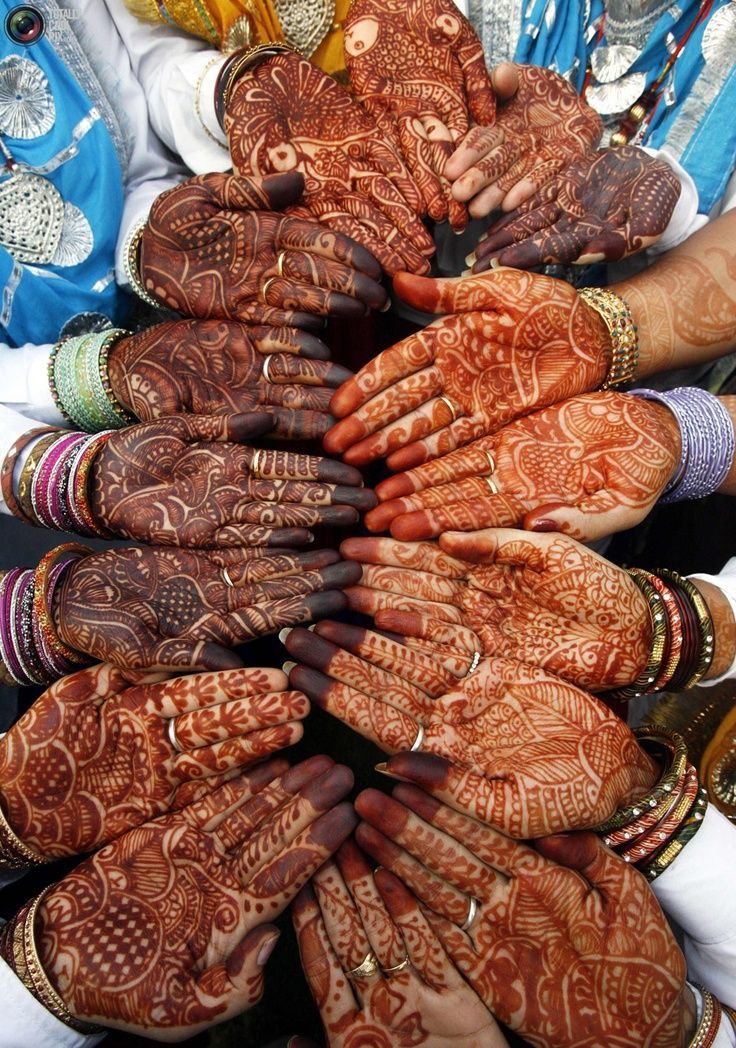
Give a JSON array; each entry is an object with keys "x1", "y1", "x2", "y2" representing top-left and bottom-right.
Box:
[
  {"x1": 617, "y1": 764, "x2": 700, "y2": 865},
  {"x1": 608, "y1": 569, "x2": 668, "y2": 700},
  {"x1": 595, "y1": 727, "x2": 687, "y2": 834},
  {"x1": 578, "y1": 287, "x2": 639, "y2": 389},
  {"x1": 50, "y1": 330, "x2": 132, "y2": 432},
  {"x1": 122, "y1": 220, "x2": 163, "y2": 310},
  {"x1": 645, "y1": 572, "x2": 683, "y2": 690},
  {"x1": 686, "y1": 987, "x2": 722, "y2": 1048},
  {"x1": 641, "y1": 785, "x2": 709, "y2": 881},
  {"x1": 0, "y1": 801, "x2": 48, "y2": 870}
]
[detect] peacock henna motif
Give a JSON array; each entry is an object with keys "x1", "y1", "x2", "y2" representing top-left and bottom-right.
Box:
[
  {"x1": 355, "y1": 790, "x2": 688, "y2": 1048},
  {"x1": 325, "y1": 268, "x2": 611, "y2": 470},
  {"x1": 344, "y1": 0, "x2": 496, "y2": 230},
  {"x1": 446, "y1": 65, "x2": 602, "y2": 218},
  {"x1": 365, "y1": 392, "x2": 681, "y2": 542},
  {"x1": 225, "y1": 52, "x2": 435, "y2": 276},
  {"x1": 474, "y1": 146, "x2": 682, "y2": 270},
  {"x1": 140, "y1": 171, "x2": 388, "y2": 326}
]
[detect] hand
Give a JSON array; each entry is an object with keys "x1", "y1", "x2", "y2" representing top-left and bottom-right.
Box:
[
  {"x1": 293, "y1": 839, "x2": 505, "y2": 1047},
  {"x1": 225, "y1": 52, "x2": 435, "y2": 276},
  {"x1": 285, "y1": 628, "x2": 657, "y2": 837},
  {"x1": 355, "y1": 788, "x2": 689, "y2": 1047},
  {"x1": 366, "y1": 392, "x2": 681, "y2": 542},
  {"x1": 344, "y1": 0, "x2": 495, "y2": 230},
  {"x1": 55, "y1": 545, "x2": 359, "y2": 670},
  {"x1": 473, "y1": 146, "x2": 682, "y2": 270},
  {"x1": 108, "y1": 319, "x2": 351, "y2": 440},
  {"x1": 91, "y1": 414, "x2": 376, "y2": 548},
  {"x1": 446, "y1": 65, "x2": 602, "y2": 218},
  {"x1": 0, "y1": 663, "x2": 308, "y2": 858},
  {"x1": 16, "y1": 758, "x2": 357, "y2": 1038},
  {"x1": 325, "y1": 268, "x2": 610, "y2": 469},
  {"x1": 140, "y1": 171, "x2": 388, "y2": 328}
]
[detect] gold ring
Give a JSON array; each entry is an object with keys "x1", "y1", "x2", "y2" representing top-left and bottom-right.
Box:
[
  {"x1": 461, "y1": 896, "x2": 478, "y2": 932},
  {"x1": 250, "y1": 449, "x2": 263, "y2": 479},
  {"x1": 484, "y1": 451, "x2": 496, "y2": 474},
  {"x1": 167, "y1": 718, "x2": 184, "y2": 753},
  {"x1": 410, "y1": 723, "x2": 424, "y2": 752},
  {"x1": 261, "y1": 276, "x2": 279, "y2": 304},
  {"x1": 262, "y1": 355, "x2": 273, "y2": 383},
  {"x1": 484, "y1": 476, "x2": 499, "y2": 496},
  {"x1": 222, "y1": 567, "x2": 235, "y2": 588},
  {"x1": 345, "y1": 952, "x2": 379, "y2": 980},
  {"x1": 437, "y1": 394, "x2": 458, "y2": 422},
  {"x1": 381, "y1": 956, "x2": 411, "y2": 976},
  {"x1": 276, "y1": 250, "x2": 288, "y2": 277}
]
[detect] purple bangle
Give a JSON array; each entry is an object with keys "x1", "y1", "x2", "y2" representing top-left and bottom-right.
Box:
[
  {"x1": 628, "y1": 387, "x2": 735, "y2": 502},
  {"x1": 40, "y1": 433, "x2": 86, "y2": 532},
  {"x1": 0, "y1": 569, "x2": 24, "y2": 684},
  {"x1": 10, "y1": 569, "x2": 43, "y2": 685},
  {"x1": 30, "y1": 432, "x2": 85, "y2": 531},
  {"x1": 30, "y1": 558, "x2": 81, "y2": 681},
  {"x1": 16, "y1": 570, "x2": 47, "y2": 684}
]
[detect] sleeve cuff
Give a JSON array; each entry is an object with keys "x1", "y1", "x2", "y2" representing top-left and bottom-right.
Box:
[
  {"x1": 642, "y1": 146, "x2": 707, "y2": 254},
  {"x1": 689, "y1": 557, "x2": 736, "y2": 684},
  {"x1": 0, "y1": 958, "x2": 105, "y2": 1048}
]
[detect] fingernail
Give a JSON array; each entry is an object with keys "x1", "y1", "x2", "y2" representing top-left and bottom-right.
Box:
[
  {"x1": 307, "y1": 623, "x2": 316, "y2": 631},
  {"x1": 490, "y1": 257, "x2": 501, "y2": 270},
  {"x1": 374, "y1": 762, "x2": 413, "y2": 783},
  {"x1": 477, "y1": 231, "x2": 488, "y2": 243},
  {"x1": 464, "y1": 252, "x2": 476, "y2": 266},
  {"x1": 461, "y1": 268, "x2": 471, "y2": 277},
  {"x1": 282, "y1": 660, "x2": 296, "y2": 674},
  {"x1": 257, "y1": 931, "x2": 280, "y2": 967},
  {"x1": 530, "y1": 520, "x2": 558, "y2": 532},
  {"x1": 279, "y1": 628, "x2": 292, "y2": 643}
]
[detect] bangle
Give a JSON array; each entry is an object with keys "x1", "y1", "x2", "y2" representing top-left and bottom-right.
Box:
[
  {"x1": 69, "y1": 432, "x2": 113, "y2": 538},
  {"x1": 52, "y1": 331, "x2": 132, "y2": 432},
  {"x1": 642, "y1": 785, "x2": 709, "y2": 881},
  {"x1": 33, "y1": 545, "x2": 90, "y2": 668},
  {"x1": 578, "y1": 287, "x2": 639, "y2": 389},
  {"x1": 195, "y1": 54, "x2": 229, "y2": 147},
  {"x1": 1, "y1": 426, "x2": 58, "y2": 524},
  {"x1": 0, "y1": 800, "x2": 48, "y2": 870},
  {"x1": 214, "y1": 41, "x2": 298, "y2": 130},
  {"x1": 595, "y1": 727, "x2": 687, "y2": 834},
  {"x1": 608, "y1": 569, "x2": 667, "y2": 700},
  {"x1": 657, "y1": 569, "x2": 714, "y2": 688},
  {"x1": 686, "y1": 987, "x2": 722, "y2": 1048},
  {"x1": 646, "y1": 572, "x2": 683, "y2": 690},
  {"x1": 617, "y1": 764, "x2": 700, "y2": 865},
  {"x1": 123, "y1": 221, "x2": 163, "y2": 310},
  {"x1": 17, "y1": 432, "x2": 65, "y2": 526}
]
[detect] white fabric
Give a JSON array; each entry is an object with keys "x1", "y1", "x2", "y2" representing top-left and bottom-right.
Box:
[
  {"x1": 0, "y1": 957, "x2": 105, "y2": 1047},
  {"x1": 643, "y1": 147, "x2": 707, "y2": 255},
  {"x1": 653, "y1": 805, "x2": 736, "y2": 1007},
  {"x1": 0, "y1": 345, "x2": 63, "y2": 426},
  {"x1": 0, "y1": 404, "x2": 55, "y2": 516},
  {"x1": 690, "y1": 557, "x2": 736, "y2": 684}
]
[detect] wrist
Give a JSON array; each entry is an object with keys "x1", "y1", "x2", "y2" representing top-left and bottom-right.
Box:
[
  {"x1": 715, "y1": 396, "x2": 736, "y2": 495},
  {"x1": 681, "y1": 984, "x2": 698, "y2": 1046},
  {"x1": 691, "y1": 578, "x2": 736, "y2": 680},
  {"x1": 104, "y1": 334, "x2": 137, "y2": 416},
  {"x1": 578, "y1": 287, "x2": 638, "y2": 390},
  {"x1": 216, "y1": 42, "x2": 297, "y2": 131},
  {"x1": 0, "y1": 794, "x2": 48, "y2": 871}
]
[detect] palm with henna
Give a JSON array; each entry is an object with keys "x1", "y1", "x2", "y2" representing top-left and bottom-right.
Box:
[
  {"x1": 293, "y1": 839, "x2": 505, "y2": 1047},
  {"x1": 107, "y1": 319, "x2": 351, "y2": 441},
  {"x1": 366, "y1": 391, "x2": 681, "y2": 541},
  {"x1": 0, "y1": 663, "x2": 311, "y2": 859},
  {"x1": 140, "y1": 171, "x2": 388, "y2": 329},
  {"x1": 91, "y1": 413, "x2": 376, "y2": 548},
  {"x1": 0, "y1": 758, "x2": 357, "y2": 1040},
  {"x1": 284, "y1": 623, "x2": 657, "y2": 838},
  {"x1": 355, "y1": 788, "x2": 692, "y2": 1047},
  {"x1": 325, "y1": 268, "x2": 611, "y2": 470}
]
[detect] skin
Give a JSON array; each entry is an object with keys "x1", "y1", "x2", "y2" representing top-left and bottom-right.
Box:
[
  {"x1": 91, "y1": 414, "x2": 376, "y2": 548},
  {"x1": 364, "y1": 392, "x2": 681, "y2": 542},
  {"x1": 445, "y1": 65, "x2": 602, "y2": 218},
  {"x1": 53, "y1": 544, "x2": 359, "y2": 671},
  {"x1": 285, "y1": 626, "x2": 657, "y2": 838},
  {"x1": 0, "y1": 662, "x2": 309, "y2": 858},
  {"x1": 354, "y1": 789, "x2": 692, "y2": 1048},
  {"x1": 471, "y1": 146, "x2": 682, "y2": 269},
  {"x1": 107, "y1": 319, "x2": 352, "y2": 441},
  {"x1": 225, "y1": 53, "x2": 435, "y2": 277},
  {"x1": 344, "y1": 0, "x2": 496, "y2": 230},
  {"x1": 0, "y1": 759, "x2": 357, "y2": 1040},
  {"x1": 140, "y1": 171, "x2": 387, "y2": 329},
  {"x1": 325, "y1": 268, "x2": 610, "y2": 470},
  {"x1": 293, "y1": 841, "x2": 505, "y2": 1046}
]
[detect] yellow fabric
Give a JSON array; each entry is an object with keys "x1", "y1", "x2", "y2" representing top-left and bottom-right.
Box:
[{"x1": 311, "y1": 0, "x2": 350, "y2": 79}]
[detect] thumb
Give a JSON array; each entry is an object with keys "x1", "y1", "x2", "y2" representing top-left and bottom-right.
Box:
[
  {"x1": 260, "y1": 171, "x2": 306, "y2": 210},
  {"x1": 147, "y1": 639, "x2": 245, "y2": 672},
  {"x1": 523, "y1": 493, "x2": 636, "y2": 543},
  {"x1": 534, "y1": 831, "x2": 600, "y2": 872},
  {"x1": 178, "y1": 412, "x2": 275, "y2": 444},
  {"x1": 226, "y1": 924, "x2": 281, "y2": 1004},
  {"x1": 491, "y1": 62, "x2": 520, "y2": 102},
  {"x1": 393, "y1": 268, "x2": 517, "y2": 314}
]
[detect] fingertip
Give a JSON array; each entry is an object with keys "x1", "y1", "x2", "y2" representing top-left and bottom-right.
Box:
[
  {"x1": 375, "y1": 474, "x2": 415, "y2": 501},
  {"x1": 229, "y1": 411, "x2": 275, "y2": 441}
]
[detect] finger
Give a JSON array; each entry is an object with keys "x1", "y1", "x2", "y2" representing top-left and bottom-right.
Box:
[
  {"x1": 280, "y1": 216, "x2": 383, "y2": 281},
  {"x1": 179, "y1": 758, "x2": 292, "y2": 830},
  {"x1": 358, "y1": 169, "x2": 440, "y2": 256},
  {"x1": 312, "y1": 860, "x2": 375, "y2": 976},
  {"x1": 396, "y1": 113, "x2": 449, "y2": 223},
  {"x1": 233, "y1": 561, "x2": 362, "y2": 606},
  {"x1": 368, "y1": 473, "x2": 516, "y2": 533},
  {"x1": 233, "y1": 479, "x2": 376, "y2": 512},
  {"x1": 375, "y1": 441, "x2": 497, "y2": 500},
  {"x1": 222, "y1": 590, "x2": 350, "y2": 641},
  {"x1": 335, "y1": 838, "x2": 406, "y2": 970},
  {"x1": 261, "y1": 383, "x2": 333, "y2": 413},
  {"x1": 288, "y1": 665, "x2": 419, "y2": 752},
  {"x1": 264, "y1": 408, "x2": 332, "y2": 443},
  {"x1": 169, "y1": 690, "x2": 309, "y2": 750},
  {"x1": 222, "y1": 548, "x2": 341, "y2": 587},
  {"x1": 145, "y1": 638, "x2": 245, "y2": 673},
  {"x1": 275, "y1": 250, "x2": 388, "y2": 311},
  {"x1": 260, "y1": 353, "x2": 352, "y2": 388},
  {"x1": 241, "y1": 446, "x2": 364, "y2": 486},
  {"x1": 339, "y1": 536, "x2": 466, "y2": 578},
  {"x1": 307, "y1": 205, "x2": 410, "y2": 279},
  {"x1": 211, "y1": 524, "x2": 314, "y2": 548},
  {"x1": 249, "y1": 324, "x2": 332, "y2": 360},
  {"x1": 345, "y1": 584, "x2": 465, "y2": 626},
  {"x1": 385, "y1": 415, "x2": 486, "y2": 471},
  {"x1": 356, "y1": 562, "x2": 467, "y2": 606},
  {"x1": 372, "y1": 610, "x2": 481, "y2": 659},
  {"x1": 341, "y1": 394, "x2": 464, "y2": 467},
  {"x1": 472, "y1": 199, "x2": 560, "y2": 264},
  {"x1": 340, "y1": 191, "x2": 431, "y2": 276},
  {"x1": 445, "y1": 124, "x2": 505, "y2": 181},
  {"x1": 173, "y1": 411, "x2": 275, "y2": 445},
  {"x1": 493, "y1": 223, "x2": 582, "y2": 270},
  {"x1": 147, "y1": 666, "x2": 289, "y2": 718},
  {"x1": 171, "y1": 722, "x2": 304, "y2": 778},
  {"x1": 523, "y1": 490, "x2": 638, "y2": 543},
  {"x1": 439, "y1": 526, "x2": 556, "y2": 569},
  {"x1": 193, "y1": 924, "x2": 281, "y2": 1022},
  {"x1": 292, "y1": 883, "x2": 358, "y2": 1027}
]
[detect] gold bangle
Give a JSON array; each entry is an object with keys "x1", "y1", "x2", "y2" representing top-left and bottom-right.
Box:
[
  {"x1": 608, "y1": 569, "x2": 668, "y2": 700},
  {"x1": 687, "y1": 986, "x2": 722, "y2": 1048},
  {"x1": 0, "y1": 800, "x2": 48, "y2": 870},
  {"x1": 221, "y1": 41, "x2": 298, "y2": 112},
  {"x1": 123, "y1": 221, "x2": 163, "y2": 310},
  {"x1": 579, "y1": 287, "x2": 639, "y2": 390},
  {"x1": 595, "y1": 727, "x2": 688, "y2": 834},
  {"x1": 657, "y1": 569, "x2": 715, "y2": 688}
]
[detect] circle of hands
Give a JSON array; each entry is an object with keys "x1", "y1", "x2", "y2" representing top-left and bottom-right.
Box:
[{"x1": 0, "y1": 21, "x2": 696, "y2": 1048}]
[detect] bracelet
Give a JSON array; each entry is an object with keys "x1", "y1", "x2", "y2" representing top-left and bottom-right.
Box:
[
  {"x1": 195, "y1": 54, "x2": 229, "y2": 147},
  {"x1": 617, "y1": 763, "x2": 700, "y2": 865},
  {"x1": 578, "y1": 287, "x2": 639, "y2": 389},
  {"x1": 69, "y1": 431, "x2": 113, "y2": 538},
  {"x1": 51, "y1": 331, "x2": 132, "y2": 432},
  {"x1": 33, "y1": 545, "x2": 90, "y2": 669},
  {"x1": 214, "y1": 41, "x2": 298, "y2": 129},
  {"x1": 0, "y1": 799, "x2": 48, "y2": 870},
  {"x1": 645, "y1": 572, "x2": 683, "y2": 690},
  {"x1": 1, "y1": 426, "x2": 58, "y2": 524},
  {"x1": 123, "y1": 221, "x2": 163, "y2": 310},
  {"x1": 608, "y1": 569, "x2": 667, "y2": 700},
  {"x1": 686, "y1": 987, "x2": 722, "y2": 1048},
  {"x1": 595, "y1": 727, "x2": 688, "y2": 834},
  {"x1": 17, "y1": 432, "x2": 64, "y2": 526},
  {"x1": 657, "y1": 569, "x2": 714, "y2": 688},
  {"x1": 642, "y1": 785, "x2": 709, "y2": 880}
]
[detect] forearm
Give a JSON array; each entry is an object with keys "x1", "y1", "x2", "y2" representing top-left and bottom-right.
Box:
[{"x1": 610, "y1": 210, "x2": 736, "y2": 379}]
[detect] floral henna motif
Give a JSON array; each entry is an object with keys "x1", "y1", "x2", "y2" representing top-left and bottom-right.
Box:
[
  {"x1": 31, "y1": 762, "x2": 356, "y2": 1037},
  {"x1": 325, "y1": 268, "x2": 610, "y2": 469},
  {"x1": 366, "y1": 392, "x2": 681, "y2": 542},
  {"x1": 140, "y1": 172, "x2": 388, "y2": 326},
  {"x1": 225, "y1": 52, "x2": 435, "y2": 276},
  {"x1": 107, "y1": 320, "x2": 351, "y2": 440},
  {"x1": 54, "y1": 546, "x2": 358, "y2": 671},
  {"x1": 355, "y1": 791, "x2": 688, "y2": 1048},
  {"x1": 446, "y1": 65, "x2": 602, "y2": 218},
  {"x1": 474, "y1": 146, "x2": 682, "y2": 270},
  {"x1": 344, "y1": 0, "x2": 495, "y2": 229}
]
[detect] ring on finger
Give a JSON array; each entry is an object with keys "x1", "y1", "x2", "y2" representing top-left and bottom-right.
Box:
[
  {"x1": 262, "y1": 355, "x2": 273, "y2": 383},
  {"x1": 249, "y1": 449, "x2": 263, "y2": 479},
  {"x1": 437, "y1": 394, "x2": 459, "y2": 423},
  {"x1": 261, "y1": 276, "x2": 279, "y2": 304},
  {"x1": 465, "y1": 651, "x2": 481, "y2": 676},
  {"x1": 167, "y1": 717, "x2": 184, "y2": 753},
  {"x1": 381, "y1": 955, "x2": 411, "y2": 976},
  {"x1": 484, "y1": 451, "x2": 496, "y2": 474},
  {"x1": 222, "y1": 566, "x2": 235, "y2": 588},
  {"x1": 345, "y1": 952, "x2": 380, "y2": 979},
  {"x1": 276, "y1": 250, "x2": 288, "y2": 278},
  {"x1": 484, "y1": 476, "x2": 499, "y2": 496},
  {"x1": 461, "y1": 896, "x2": 479, "y2": 932},
  {"x1": 410, "y1": 723, "x2": 424, "y2": 752}
]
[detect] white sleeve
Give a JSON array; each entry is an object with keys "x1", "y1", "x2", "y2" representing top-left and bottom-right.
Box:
[
  {"x1": 0, "y1": 345, "x2": 64, "y2": 426},
  {"x1": 104, "y1": 0, "x2": 231, "y2": 176},
  {"x1": 689, "y1": 557, "x2": 736, "y2": 684},
  {"x1": 652, "y1": 805, "x2": 736, "y2": 1007},
  {"x1": 0, "y1": 404, "x2": 57, "y2": 516},
  {"x1": 642, "y1": 146, "x2": 708, "y2": 255},
  {"x1": 0, "y1": 958, "x2": 105, "y2": 1048}
]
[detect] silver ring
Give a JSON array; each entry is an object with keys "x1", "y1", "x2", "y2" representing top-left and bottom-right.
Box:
[
  {"x1": 484, "y1": 476, "x2": 499, "y2": 495},
  {"x1": 167, "y1": 717, "x2": 184, "y2": 753},
  {"x1": 222, "y1": 566, "x2": 235, "y2": 588},
  {"x1": 262, "y1": 355, "x2": 273, "y2": 383},
  {"x1": 410, "y1": 723, "x2": 424, "y2": 752},
  {"x1": 484, "y1": 451, "x2": 496, "y2": 474},
  {"x1": 250, "y1": 449, "x2": 263, "y2": 479},
  {"x1": 345, "y1": 952, "x2": 379, "y2": 979},
  {"x1": 381, "y1": 955, "x2": 411, "y2": 976},
  {"x1": 437, "y1": 394, "x2": 458, "y2": 422},
  {"x1": 466, "y1": 651, "x2": 481, "y2": 676},
  {"x1": 461, "y1": 896, "x2": 478, "y2": 932}
]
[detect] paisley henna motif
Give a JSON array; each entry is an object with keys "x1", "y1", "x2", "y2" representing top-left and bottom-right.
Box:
[
  {"x1": 355, "y1": 790, "x2": 689, "y2": 1048},
  {"x1": 225, "y1": 52, "x2": 435, "y2": 276},
  {"x1": 325, "y1": 268, "x2": 611, "y2": 469},
  {"x1": 474, "y1": 147, "x2": 682, "y2": 269}
]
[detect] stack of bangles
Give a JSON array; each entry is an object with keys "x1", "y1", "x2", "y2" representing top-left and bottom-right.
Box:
[
  {"x1": 609, "y1": 567, "x2": 714, "y2": 700},
  {"x1": 595, "y1": 726, "x2": 708, "y2": 882},
  {"x1": 48, "y1": 330, "x2": 134, "y2": 432},
  {"x1": 0, "y1": 544, "x2": 91, "y2": 687},
  {"x1": 1, "y1": 426, "x2": 112, "y2": 538}
]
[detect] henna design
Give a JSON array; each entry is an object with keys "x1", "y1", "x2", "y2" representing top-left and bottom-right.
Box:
[
  {"x1": 344, "y1": 0, "x2": 495, "y2": 229},
  {"x1": 326, "y1": 269, "x2": 610, "y2": 469},
  {"x1": 32, "y1": 762, "x2": 356, "y2": 1037},
  {"x1": 140, "y1": 171, "x2": 388, "y2": 326},
  {"x1": 54, "y1": 546, "x2": 358, "y2": 670},
  {"x1": 446, "y1": 65, "x2": 602, "y2": 218},
  {"x1": 355, "y1": 790, "x2": 688, "y2": 1048},
  {"x1": 366, "y1": 392, "x2": 681, "y2": 542},
  {"x1": 225, "y1": 52, "x2": 435, "y2": 276},
  {"x1": 474, "y1": 147, "x2": 682, "y2": 270}
]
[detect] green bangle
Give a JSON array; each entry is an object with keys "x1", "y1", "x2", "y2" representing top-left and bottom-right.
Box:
[{"x1": 53, "y1": 331, "x2": 131, "y2": 432}]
